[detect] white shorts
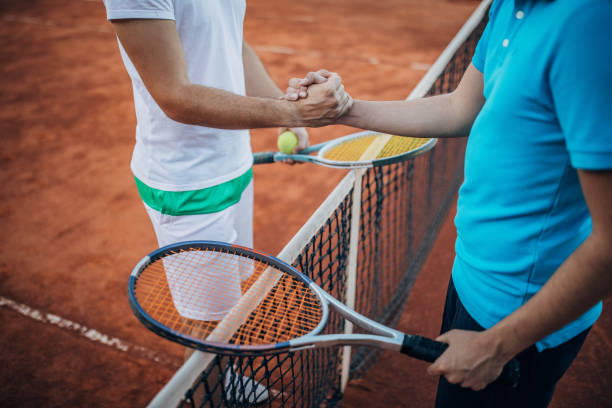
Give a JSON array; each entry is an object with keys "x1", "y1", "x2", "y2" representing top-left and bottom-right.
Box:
[{"x1": 142, "y1": 181, "x2": 254, "y2": 320}]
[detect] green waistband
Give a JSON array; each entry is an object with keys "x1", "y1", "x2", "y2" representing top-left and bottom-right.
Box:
[{"x1": 134, "y1": 168, "x2": 253, "y2": 216}]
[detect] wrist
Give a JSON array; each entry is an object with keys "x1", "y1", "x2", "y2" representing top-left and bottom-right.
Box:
[
  {"x1": 483, "y1": 325, "x2": 524, "y2": 362},
  {"x1": 276, "y1": 99, "x2": 304, "y2": 128},
  {"x1": 337, "y1": 99, "x2": 363, "y2": 127}
]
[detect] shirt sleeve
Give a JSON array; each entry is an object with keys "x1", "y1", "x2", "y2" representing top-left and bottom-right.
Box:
[
  {"x1": 472, "y1": 23, "x2": 490, "y2": 73},
  {"x1": 471, "y1": 1, "x2": 501, "y2": 73},
  {"x1": 550, "y1": 4, "x2": 612, "y2": 170},
  {"x1": 102, "y1": 0, "x2": 175, "y2": 21}
]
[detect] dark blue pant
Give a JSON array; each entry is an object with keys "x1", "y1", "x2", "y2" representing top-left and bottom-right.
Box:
[{"x1": 435, "y1": 279, "x2": 590, "y2": 408}]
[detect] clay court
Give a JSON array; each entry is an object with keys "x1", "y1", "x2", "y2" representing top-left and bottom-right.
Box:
[{"x1": 0, "y1": 0, "x2": 610, "y2": 407}]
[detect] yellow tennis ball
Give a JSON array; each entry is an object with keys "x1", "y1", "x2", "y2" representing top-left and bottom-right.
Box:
[{"x1": 277, "y1": 130, "x2": 299, "y2": 154}]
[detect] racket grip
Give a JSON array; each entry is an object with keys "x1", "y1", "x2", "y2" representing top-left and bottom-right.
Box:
[
  {"x1": 253, "y1": 151, "x2": 277, "y2": 165},
  {"x1": 401, "y1": 335, "x2": 520, "y2": 388},
  {"x1": 401, "y1": 334, "x2": 447, "y2": 363}
]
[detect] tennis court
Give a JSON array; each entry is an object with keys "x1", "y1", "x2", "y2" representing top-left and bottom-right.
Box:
[{"x1": 0, "y1": 0, "x2": 610, "y2": 407}]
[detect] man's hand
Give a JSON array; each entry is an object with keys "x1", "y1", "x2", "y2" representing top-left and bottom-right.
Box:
[
  {"x1": 288, "y1": 73, "x2": 352, "y2": 127},
  {"x1": 278, "y1": 127, "x2": 309, "y2": 153},
  {"x1": 284, "y1": 69, "x2": 332, "y2": 101},
  {"x1": 280, "y1": 69, "x2": 351, "y2": 127},
  {"x1": 427, "y1": 329, "x2": 510, "y2": 391}
]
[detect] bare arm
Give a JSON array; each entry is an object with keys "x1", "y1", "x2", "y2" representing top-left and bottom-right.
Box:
[
  {"x1": 287, "y1": 64, "x2": 484, "y2": 137},
  {"x1": 490, "y1": 170, "x2": 612, "y2": 355},
  {"x1": 111, "y1": 19, "x2": 350, "y2": 129},
  {"x1": 429, "y1": 169, "x2": 612, "y2": 390},
  {"x1": 337, "y1": 64, "x2": 485, "y2": 137},
  {"x1": 242, "y1": 42, "x2": 283, "y2": 99},
  {"x1": 242, "y1": 41, "x2": 311, "y2": 151}
]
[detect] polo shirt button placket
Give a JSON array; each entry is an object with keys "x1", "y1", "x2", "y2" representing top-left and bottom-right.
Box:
[{"x1": 503, "y1": 9, "x2": 526, "y2": 48}]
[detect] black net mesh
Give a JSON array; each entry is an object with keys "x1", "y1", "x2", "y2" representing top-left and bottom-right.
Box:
[{"x1": 169, "y1": 9, "x2": 488, "y2": 408}]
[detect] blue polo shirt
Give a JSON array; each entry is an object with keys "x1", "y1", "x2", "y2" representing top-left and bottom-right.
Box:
[{"x1": 453, "y1": 0, "x2": 612, "y2": 350}]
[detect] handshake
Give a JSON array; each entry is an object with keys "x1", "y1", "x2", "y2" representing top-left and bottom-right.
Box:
[{"x1": 281, "y1": 69, "x2": 353, "y2": 129}]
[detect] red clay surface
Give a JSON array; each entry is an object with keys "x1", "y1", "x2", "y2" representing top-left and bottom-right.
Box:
[{"x1": 0, "y1": 0, "x2": 609, "y2": 407}]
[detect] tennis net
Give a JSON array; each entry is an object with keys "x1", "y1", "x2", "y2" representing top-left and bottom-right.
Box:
[{"x1": 147, "y1": 1, "x2": 490, "y2": 406}]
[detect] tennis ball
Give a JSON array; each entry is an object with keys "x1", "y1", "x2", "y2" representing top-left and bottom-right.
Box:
[{"x1": 278, "y1": 130, "x2": 299, "y2": 154}]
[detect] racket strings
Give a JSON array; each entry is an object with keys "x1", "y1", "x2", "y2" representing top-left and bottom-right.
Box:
[
  {"x1": 232, "y1": 274, "x2": 320, "y2": 345},
  {"x1": 322, "y1": 134, "x2": 430, "y2": 162},
  {"x1": 133, "y1": 247, "x2": 322, "y2": 348}
]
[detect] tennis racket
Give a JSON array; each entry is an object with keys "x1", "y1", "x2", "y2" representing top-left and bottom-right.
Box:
[
  {"x1": 253, "y1": 131, "x2": 437, "y2": 169},
  {"x1": 128, "y1": 241, "x2": 520, "y2": 387}
]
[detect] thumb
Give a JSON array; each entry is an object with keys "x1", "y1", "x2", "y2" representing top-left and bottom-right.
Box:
[
  {"x1": 435, "y1": 330, "x2": 453, "y2": 344},
  {"x1": 323, "y1": 73, "x2": 341, "y2": 89},
  {"x1": 316, "y1": 68, "x2": 331, "y2": 78},
  {"x1": 427, "y1": 360, "x2": 443, "y2": 376},
  {"x1": 300, "y1": 71, "x2": 329, "y2": 86}
]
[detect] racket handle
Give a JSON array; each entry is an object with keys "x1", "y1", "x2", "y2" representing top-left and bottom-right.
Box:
[
  {"x1": 401, "y1": 334, "x2": 447, "y2": 362},
  {"x1": 253, "y1": 151, "x2": 277, "y2": 165},
  {"x1": 401, "y1": 335, "x2": 520, "y2": 388}
]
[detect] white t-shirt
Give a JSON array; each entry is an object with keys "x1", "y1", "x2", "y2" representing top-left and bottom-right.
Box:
[{"x1": 104, "y1": 0, "x2": 252, "y2": 191}]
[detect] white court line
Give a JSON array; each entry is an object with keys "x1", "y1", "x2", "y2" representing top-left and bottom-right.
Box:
[{"x1": 0, "y1": 295, "x2": 182, "y2": 369}]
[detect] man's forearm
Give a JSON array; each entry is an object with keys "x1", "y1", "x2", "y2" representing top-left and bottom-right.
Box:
[
  {"x1": 488, "y1": 169, "x2": 612, "y2": 360},
  {"x1": 335, "y1": 63, "x2": 484, "y2": 137},
  {"x1": 163, "y1": 83, "x2": 296, "y2": 129},
  {"x1": 487, "y1": 235, "x2": 612, "y2": 360},
  {"x1": 243, "y1": 42, "x2": 283, "y2": 99},
  {"x1": 428, "y1": 171, "x2": 612, "y2": 389},
  {"x1": 112, "y1": 20, "x2": 348, "y2": 130},
  {"x1": 337, "y1": 95, "x2": 472, "y2": 138},
  {"x1": 427, "y1": 235, "x2": 611, "y2": 390}
]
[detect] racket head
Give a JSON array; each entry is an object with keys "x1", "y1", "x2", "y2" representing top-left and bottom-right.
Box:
[
  {"x1": 128, "y1": 241, "x2": 329, "y2": 355},
  {"x1": 316, "y1": 131, "x2": 437, "y2": 168}
]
